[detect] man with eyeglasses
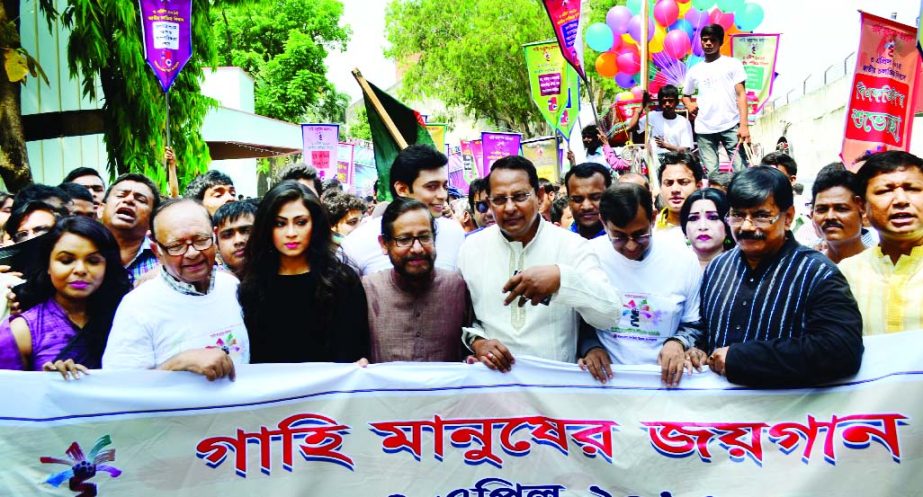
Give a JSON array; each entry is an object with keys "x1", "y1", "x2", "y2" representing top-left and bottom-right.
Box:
[
  {"x1": 578, "y1": 183, "x2": 702, "y2": 386},
  {"x1": 103, "y1": 198, "x2": 249, "y2": 381},
  {"x1": 687, "y1": 166, "x2": 863, "y2": 387},
  {"x1": 565, "y1": 163, "x2": 611, "y2": 239},
  {"x1": 457, "y1": 156, "x2": 620, "y2": 370},
  {"x1": 362, "y1": 198, "x2": 470, "y2": 362}
]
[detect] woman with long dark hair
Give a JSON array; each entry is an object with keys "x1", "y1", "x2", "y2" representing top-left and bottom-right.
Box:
[
  {"x1": 238, "y1": 180, "x2": 369, "y2": 363},
  {"x1": 0, "y1": 216, "x2": 131, "y2": 377},
  {"x1": 680, "y1": 188, "x2": 736, "y2": 269}
]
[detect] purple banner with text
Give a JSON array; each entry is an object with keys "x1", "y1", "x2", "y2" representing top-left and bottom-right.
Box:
[{"x1": 139, "y1": 0, "x2": 193, "y2": 92}]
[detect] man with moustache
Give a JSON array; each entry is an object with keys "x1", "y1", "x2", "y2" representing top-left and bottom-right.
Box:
[
  {"x1": 565, "y1": 163, "x2": 611, "y2": 239},
  {"x1": 810, "y1": 164, "x2": 875, "y2": 264},
  {"x1": 840, "y1": 151, "x2": 923, "y2": 335},
  {"x1": 655, "y1": 152, "x2": 703, "y2": 244},
  {"x1": 101, "y1": 174, "x2": 162, "y2": 285},
  {"x1": 458, "y1": 155, "x2": 620, "y2": 370},
  {"x1": 362, "y1": 199, "x2": 469, "y2": 362},
  {"x1": 103, "y1": 199, "x2": 249, "y2": 380},
  {"x1": 578, "y1": 183, "x2": 702, "y2": 387},
  {"x1": 342, "y1": 145, "x2": 466, "y2": 275},
  {"x1": 686, "y1": 167, "x2": 863, "y2": 387}
]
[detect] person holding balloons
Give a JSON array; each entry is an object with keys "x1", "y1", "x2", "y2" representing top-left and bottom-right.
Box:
[
  {"x1": 681, "y1": 24, "x2": 749, "y2": 174},
  {"x1": 625, "y1": 85, "x2": 694, "y2": 165}
]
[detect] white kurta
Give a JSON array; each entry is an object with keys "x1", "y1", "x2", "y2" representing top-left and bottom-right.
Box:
[{"x1": 458, "y1": 219, "x2": 621, "y2": 362}]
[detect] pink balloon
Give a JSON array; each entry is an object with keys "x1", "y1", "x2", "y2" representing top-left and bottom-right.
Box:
[
  {"x1": 653, "y1": 0, "x2": 680, "y2": 27},
  {"x1": 663, "y1": 29, "x2": 691, "y2": 59},
  {"x1": 617, "y1": 51, "x2": 641, "y2": 75},
  {"x1": 716, "y1": 11, "x2": 735, "y2": 29},
  {"x1": 609, "y1": 34, "x2": 624, "y2": 53},
  {"x1": 685, "y1": 7, "x2": 709, "y2": 29},
  {"x1": 631, "y1": 86, "x2": 645, "y2": 99}
]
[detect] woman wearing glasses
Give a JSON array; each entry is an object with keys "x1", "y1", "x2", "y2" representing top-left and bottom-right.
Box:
[
  {"x1": 238, "y1": 181, "x2": 370, "y2": 364},
  {"x1": 0, "y1": 217, "x2": 131, "y2": 377},
  {"x1": 679, "y1": 188, "x2": 736, "y2": 269}
]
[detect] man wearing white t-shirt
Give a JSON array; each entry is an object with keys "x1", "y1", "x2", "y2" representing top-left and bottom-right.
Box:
[
  {"x1": 627, "y1": 85, "x2": 694, "y2": 164},
  {"x1": 578, "y1": 183, "x2": 702, "y2": 387},
  {"x1": 342, "y1": 145, "x2": 465, "y2": 275},
  {"x1": 103, "y1": 199, "x2": 249, "y2": 380},
  {"x1": 682, "y1": 24, "x2": 749, "y2": 173}
]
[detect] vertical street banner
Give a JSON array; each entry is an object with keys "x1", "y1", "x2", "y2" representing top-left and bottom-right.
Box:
[
  {"x1": 139, "y1": 0, "x2": 193, "y2": 92},
  {"x1": 425, "y1": 124, "x2": 448, "y2": 152},
  {"x1": 470, "y1": 139, "x2": 485, "y2": 178},
  {"x1": 481, "y1": 132, "x2": 522, "y2": 174},
  {"x1": 459, "y1": 140, "x2": 480, "y2": 184},
  {"x1": 524, "y1": 41, "x2": 580, "y2": 140},
  {"x1": 540, "y1": 0, "x2": 585, "y2": 80},
  {"x1": 336, "y1": 142, "x2": 355, "y2": 188},
  {"x1": 918, "y1": 0, "x2": 923, "y2": 58},
  {"x1": 301, "y1": 124, "x2": 340, "y2": 180},
  {"x1": 841, "y1": 12, "x2": 923, "y2": 167},
  {"x1": 731, "y1": 34, "x2": 781, "y2": 116},
  {"x1": 522, "y1": 137, "x2": 561, "y2": 183}
]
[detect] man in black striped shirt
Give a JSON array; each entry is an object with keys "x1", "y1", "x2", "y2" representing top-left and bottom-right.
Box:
[{"x1": 688, "y1": 167, "x2": 864, "y2": 387}]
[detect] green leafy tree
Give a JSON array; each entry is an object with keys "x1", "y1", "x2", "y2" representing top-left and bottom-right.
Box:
[
  {"x1": 385, "y1": 0, "x2": 558, "y2": 137},
  {"x1": 64, "y1": 0, "x2": 225, "y2": 190},
  {"x1": 213, "y1": 0, "x2": 349, "y2": 124},
  {"x1": 0, "y1": 0, "x2": 55, "y2": 191},
  {"x1": 344, "y1": 106, "x2": 371, "y2": 141}
]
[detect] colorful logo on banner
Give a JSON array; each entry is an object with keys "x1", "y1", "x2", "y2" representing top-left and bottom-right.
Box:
[
  {"x1": 301, "y1": 124, "x2": 340, "y2": 180},
  {"x1": 40, "y1": 435, "x2": 122, "y2": 495},
  {"x1": 540, "y1": 0, "x2": 585, "y2": 80},
  {"x1": 524, "y1": 41, "x2": 580, "y2": 140},
  {"x1": 481, "y1": 132, "x2": 522, "y2": 175},
  {"x1": 841, "y1": 12, "x2": 923, "y2": 167},
  {"x1": 521, "y1": 137, "x2": 561, "y2": 183},
  {"x1": 731, "y1": 34, "x2": 780, "y2": 116},
  {"x1": 425, "y1": 124, "x2": 447, "y2": 152},
  {"x1": 139, "y1": 0, "x2": 193, "y2": 93},
  {"x1": 337, "y1": 142, "x2": 355, "y2": 188}
]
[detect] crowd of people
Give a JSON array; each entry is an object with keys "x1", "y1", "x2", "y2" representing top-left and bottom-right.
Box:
[{"x1": 0, "y1": 23, "x2": 919, "y2": 391}]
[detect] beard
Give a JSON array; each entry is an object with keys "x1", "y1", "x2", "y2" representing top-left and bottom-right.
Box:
[{"x1": 392, "y1": 253, "x2": 435, "y2": 281}]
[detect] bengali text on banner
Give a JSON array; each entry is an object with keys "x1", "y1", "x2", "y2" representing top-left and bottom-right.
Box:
[
  {"x1": 730, "y1": 33, "x2": 780, "y2": 116},
  {"x1": 1, "y1": 332, "x2": 920, "y2": 496}
]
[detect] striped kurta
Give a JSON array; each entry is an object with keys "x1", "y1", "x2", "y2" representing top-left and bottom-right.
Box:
[
  {"x1": 700, "y1": 236, "x2": 864, "y2": 387},
  {"x1": 839, "y1": 245, "x2": 923, "y2": 335}
]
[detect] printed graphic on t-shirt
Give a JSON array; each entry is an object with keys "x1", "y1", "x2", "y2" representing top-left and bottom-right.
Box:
[{"x1": 604, "y1": 292, "x2": 683, "y2": 343}]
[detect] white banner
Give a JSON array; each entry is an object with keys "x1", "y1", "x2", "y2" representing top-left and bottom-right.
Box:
[{"x1": 2, "y1": 332, "x2": 921, "y2": 496}]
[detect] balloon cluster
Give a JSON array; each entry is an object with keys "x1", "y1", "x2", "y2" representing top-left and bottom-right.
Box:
[{"x1": 585, "y1": 0, "x2": 764, "y2": 102}]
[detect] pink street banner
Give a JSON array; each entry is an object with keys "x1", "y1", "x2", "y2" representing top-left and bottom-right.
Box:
[
  {"x1": 841, "y1": 12, "x2": 922, "y2": 168},
  {"x1": 541, "y1": 0, "x2": 585, "y2": 80},
  {"x1": 139, "y1": 0, "x2": 193, "y2": 93},
  {"x1": 1, "y1": 332, "x2": 921, "y2": 495},
  {"x1": 336, "y1": 142, "x2": 355, "y2": 188},
  {"x1": 301, "y1": 124, "x2": 340, "y2": 180},
  {"x1": 481, "y1": 132, "x2": 522, "y2": 175}
]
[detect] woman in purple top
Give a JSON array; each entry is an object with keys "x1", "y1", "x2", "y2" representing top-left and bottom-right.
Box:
[{"x1": 0, "y1": 216, "x2": 130, "y2": 378}]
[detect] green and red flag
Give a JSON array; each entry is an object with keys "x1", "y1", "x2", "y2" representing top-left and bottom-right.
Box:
[{"x1": 361, "y1": 80, "x2": 434, "y2": 200}]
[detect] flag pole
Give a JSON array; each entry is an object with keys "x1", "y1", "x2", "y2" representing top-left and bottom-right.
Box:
[
  {"x1": 351, "y1": 68, "x2": 409, "y2": 149},
  {"x1": 640, "y1": 0, "x2": 658, "y2": 197},
  {"x1": 165, "y1": 91, "x2": 179, "y2": 198}
]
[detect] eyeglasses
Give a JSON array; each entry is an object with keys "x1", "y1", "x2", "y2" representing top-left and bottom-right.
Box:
[
  {"x1": 391, "y1": 233, "x2": 434, "y2": 248},
  {"x1": 156, "y1": 235, "x2": 214, "y2": 256},
  {"x1": 489, "y1": 191, "x2": 532, "y2": 207},
  {"x1": 726, "y1": 211, "x2": 782, "y2": 228},
  {"x1": 12, "y1": 225, "x2": 52, "y2": 244},
  {"x1": 609, "y1": 232, "x2": 652, "y2": 246},
  {"x1": 475, "y1": 200, "x2": 490, "y2": 214}
]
